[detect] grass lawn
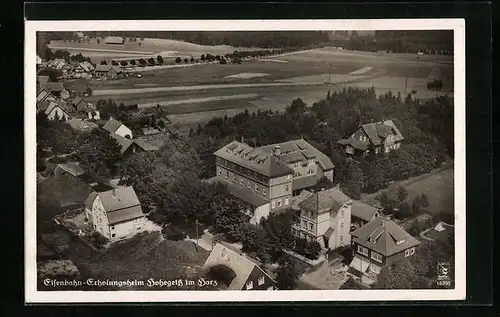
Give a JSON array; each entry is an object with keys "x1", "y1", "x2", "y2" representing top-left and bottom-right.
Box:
[{"x1": 57, "y1": 232, "x2": 212, "y2": 290}]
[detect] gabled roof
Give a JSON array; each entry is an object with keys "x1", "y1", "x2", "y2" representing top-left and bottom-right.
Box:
[
  {"x1": 351, "y1": 217, "x2": 420, "y2": 257},
  {"x1": 351, "y1": 200, "x2": 380, "y2": 222},
  {"x1": 222, "y1": 179, "x2": 268, "y2": 208},
  {"x1": 299, "y1": 186, "x2": 352, "y2": 214},
  {"x1": 57, "y1": 162, "x2": 85, "y2": 177},
  {"x1": 102, "y1": 118, "x2": 124, "y2": 134},
  {"x1": 133, "y1": 138, "x2": 159, "y2": 152},
  {"x1": 203, "y1": 243, "x2": 277, "y2": 290},
  {"x1": 78, "y1": 61, "x2": 95, "y2": 72},
  {"x1": 45, "y1": 101, "x2": 70, "y2": 116},
  {"x1": 259, "y1": 138, "x2": 335, "y2": 171},
  {"x1": 95, "y1": 64, "x2": 122, "y2": 73},
  {"x1": 71, "y1": 96, "x2": 85, "y2": 106},
  {"x1": 84, "y1": 186, "x2": 145, "y2": 225},
  {"x1": 37, "y1": 100, "x2": 51, "y2": 112},
  {"x1": 337, "y1": 138, "x2": 368, "y2": 151},
  {"x1": 67, "y1": 119, "x2": 99, "y2": 132},
  {"x1": 214, "y1": 141, "x2": 293, "y2": 178},
  {"x1": 360, "y1": 120, "x2": 404, "y2": 146}
]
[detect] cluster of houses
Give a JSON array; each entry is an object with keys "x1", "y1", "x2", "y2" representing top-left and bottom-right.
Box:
[
  {"x1": 37, "y1": 54, "x2": 125, "y2": 80},
  {"x1": 201, "y1": 123, "x2": 415, "y2": 287}
]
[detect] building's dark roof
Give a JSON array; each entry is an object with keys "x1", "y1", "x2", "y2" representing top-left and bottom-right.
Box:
[
  {"x1": 102, "y1": 118, "x2": 123, "y2": 134},
  {"x1": 351, "y1": 200, "x2": 380, "y2": 222},
  {"x1": 351, "y1": 217, "x2": 420, "y2": 257},
  {"x1": 299, "y1": 186, "x2": 352, "y2": 214},
  {"x1": 214, "y1": 141, "x2": 294, "y2": 178},
  {"x1": 57, "y1": 162, "x2": 85, "y2": 177},
  {"x1": 361, "y1": 120, "x2": 404, "y2": 146},
  {"x1": 37, "y1": 100, "x2": 51, "y2": 112},
  {"x1": 133, "y1": 139, "x2": 159, "y2": 152},
  {"x1": 67, "y1": 119, "x2": 99, "y2": 132},
  {"x1": 259, "y1": 139, "x2": 335, "y2": 171},
  {"x1": 337, "y1": 138, "x2": 368, "y2": 151},
  {"x1": 85, "y1": 187, "x2": 145, "y2": 225},
  {"x1": 290, "y1": 190, "x2": 313, "y2": 210}
]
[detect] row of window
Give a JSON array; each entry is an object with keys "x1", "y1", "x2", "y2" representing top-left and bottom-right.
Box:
[
  {"x1": 358, "y1": 245, "x2": 416, "y2": 261},
  {"x1": 217, "y1": 158, "x2": 269, "y2": 183},
  {"x1": 291, "y1": 228, "x2": 316, "y2": 242},
  {"x1": 271, "y1": 197, "x2": 289, "y2": 209},
  {"x1": 220, "y1": 168, "x2": 292, "y2": 199},
  {"x1": 385, "y1": 142, "x2": 401, "y2": 152},
  {"x1": 245, "y1": 276, "x2": 269, "y2": 290}
]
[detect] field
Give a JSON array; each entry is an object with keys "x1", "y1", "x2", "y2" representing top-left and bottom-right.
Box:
[{"x1": 63, "y1": 45, "x2": 454, "y2": 134}]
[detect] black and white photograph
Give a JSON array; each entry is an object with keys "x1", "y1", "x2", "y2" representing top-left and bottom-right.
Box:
[{"x1": 25, "y1": 19, "x2": 465, "y2": 303}]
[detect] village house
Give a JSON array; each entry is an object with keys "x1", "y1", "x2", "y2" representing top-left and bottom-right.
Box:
[
  {"x1": 102, "y1": 118, "x2": 133, "y2": 139},
  {"x1": 291, "y1": 186, "x2": 352, "y2": 250},
  {"x1": 40, "y1": 100, "x2": 71, "y2": 121},
  {"x1": 36, "y1": 87, "x2": 57, "y2": 104},
  {"x1": 84, "y1": 187, "x2": 146, "y2": 242},
  {"x1": 348, "y1": 216, "x2": 421, "y2": 286},
  {"x1": 94, "y1": 64, "x2": 122, "y2": 78},
  {"x1": 67, "y1": 118, "x2": 99, "y2": 133},
  {"x1": 74, "y1": 61, "x2": 95, "y2": 74},
  {"x1": 54, "y1": 162, "x2": 85, "y2": 178},
  {"x1": 203, "y1": 243, "x2": 278, "y2": 290},
  {"x1": 213, "y1": 141, "x2": 294, "y2": 224},
  {"x1": 337, "y1": 120, "x2": 404, "y2": 156},
  {"x1": 104, "y1": 36, "x2": 125, "y2": 45},
  {"x1": 68, "y1": 83, "x2": 92, "y2": 97},
  {"x1": 42, "y1": 82, "x2": 69, "y2": 100},
  {"x1": 110, "y1": 133, "x2": 159, "y2": 156}
]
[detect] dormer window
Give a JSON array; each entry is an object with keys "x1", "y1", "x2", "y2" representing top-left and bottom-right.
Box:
[
  {"x1": 369, "y1": 237, "x2": 376, "y2": 244},
  {"x1": 396, "y1": 239, "x2": 406, "y2": 245}
]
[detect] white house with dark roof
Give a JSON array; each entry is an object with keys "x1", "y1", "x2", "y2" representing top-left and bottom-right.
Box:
[
  {"x1": 203, "y1": 243, "x2": 278, "y2": 290},
  {"x1": 104, "y1": 36, "x2": 125, "y2": 45},
  {"x1": 102, "y1": 117, "x2": 133, "y2": 139},
  {"x1": 337, "y1": 120, "x2": 404, "y2": 156},
  {"x1": 84, "y1": 186, "x2": 146, "y2": 242},
  {"x1": 348, "y1": 216, "x2": 421, "y2": 285},
  {"x1": 44, "y1": 101, "x2": 71, "y2": 121},
  {"x1": 291, "y1": 186, "x2": 352, "y2": 250}
]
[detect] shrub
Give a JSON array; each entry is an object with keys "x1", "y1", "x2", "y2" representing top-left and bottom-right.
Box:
[
  {"x1": 394, "y1": 202, "x2": 412, "y2": 220},
  {"x1": 219, "y1": 58, "x2": 227, "y2": 65},
  {"x1": 304, "y1": 241, "x2": 322, "y2": 260},
  {"x1": 397, "y1": 186, "x2": 408, "y2": 202}
]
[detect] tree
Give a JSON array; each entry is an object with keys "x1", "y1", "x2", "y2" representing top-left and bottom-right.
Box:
[
  {"x1": 275, "y1": 255, "x2": 300, "y2": 290},
  {"x1": 419, "y1": 194, "x2": 429, "y2": 208},
  {"x1": 305, "y1": 241, "x2": 322, "y2": 260},
  {"x1": 175, "y1": 57, "x2": 182, "y2": 64},
  {"x1": 219, "y1": 58, "x2": 227, "y2": 64},
  {"x1": 100, "y1": 60, "x2": 107, "y2": 65},
  {"x1": 183, "y1": 58, "x2": 189, "y2": 63},
  {"x1": 138, "y1": 58, "x2": 147, "y2": 66},
  {"x1": 37, "y1": 67, "x2": 62, "y2": 82},
  {"x1": 373, "y1": 259, "x2": 428, "y2": 289},
  {"x1": 286, "y1": 98, "x2": 307, "y2": 114},
  {"x1": 261, "y1": 211, "x2": 295, "y2": 252},
  {"x1": 75, "y1": 129, "x2": 122, "y2": 177},
  {"x1": 129, "y1": 59, "x2": 137, "y2": 66},
  {"x1": 111, "y1": 60, "x2": 119, "y2": 66},
  {"x1": 412, "y1": 195, "x2": 422, "y2": 214},
  {"x1": 200, "y1": 54, "x2": 206, "y2": 61},
  {"x1": 395, "y1": 202, "x2": 412, "y2": 219},
  {"x1": 397, "y1": 186, "x2": 408, "y2": 202},
  {"x1": 190, "y1": 57, "x2": 195, "y2": 62},
  {"x1": 148, "y1": 57, "x2": 155, "y2": 65},
  {"x1": 157, "y1": 55, "x2": 164, "y2": 64},
  {"x1": 120, "y1": 60, "x2": 128, "y2": 67}
]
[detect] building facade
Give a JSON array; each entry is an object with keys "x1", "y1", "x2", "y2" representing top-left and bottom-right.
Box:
[
  {"x1": 291, "y1": 186, "x2": 352, "y2": 250},
  {"x1": 337, "y1": 120, "x2": 404, "y2": 156},
  {"x1": 84, "y1": 187, "x2": 146, "y2": 242},
  {"x1": 348, "y1": 217, "x2": 421, "y2": 286},
  {"x1": 102, "y1": 118, "x2": 133, "y2": 139}
]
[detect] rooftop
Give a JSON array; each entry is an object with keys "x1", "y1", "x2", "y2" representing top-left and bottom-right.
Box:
[
  {"x1": 299, "y1": 186, "x2": 352, "y2": 214},
  {"x1": 102, "y1": 118, "x2": 124, "y2": 134},
  {"x1": 361, "y1": 120, "x2": 404, "y2": 146},
  {"x1": 351, "y1": 217, "x2": 420, "y2": 257},
  {"x1": 351, "y1": 200, "x2": 380, "y2": 222}
]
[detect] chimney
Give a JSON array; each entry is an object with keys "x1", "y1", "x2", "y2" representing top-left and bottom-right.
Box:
[{"x1": 273, "y1": 145, "x2": 280, "y2": 156}]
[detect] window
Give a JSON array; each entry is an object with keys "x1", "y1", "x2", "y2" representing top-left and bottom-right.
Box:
[
  {"x1": 369, "y1": 237, "x2": 376, "y2": 244},
  {"x1": 396, "y1": 239, "x2": 406, "y2": 245},
  {"x1": 232, "y1": 175, "x2": 236, "y2": 182},
  {"x1": 357, "y1": 245, "x2": 369, "y2": 256},
  {"x1": 263, "y1": 188, "x2": 267, "y2": 196},
  {"x1": 285, "y1": 184, "x2": 290, "y2": 192},
  {"x1": 370, "y1": 264, "x2": 381, "y2": 274},
  {"x1": 136, "y1": 227, "x2": 141, "y2": 230},
  {"x1": 307, "y1": 169, "x2": 314, "y2": 175},
  {"x1": 277, "y1": 200, "x2": 282, "y2": 207},
  {"x1": 371, "y1": 251, "x2": 383, "y2": 263},
  {"x1": 218, "y1": 169, "x2": 222, "y2": 176},
  {"x1": 247, "y1": 181, "x2": 251, "y2": 188},
  {"x1": 340, "y1": 222, "x2": 344, "y2": 228},
  {"x1": 271, "y1": 200, "x2": 276, "y2": 209},
  {"x1": 111, "y1": 226, "x2": 115, "y2": 230},
  {"x1": 112, "y1": 233, "x2": 116, "y2": 237},
  {"x1": 309, "y1": 223, "x2": 313, "y2": 231},
  {"x1": 359, "y1": 135, "x2": 362, "y2": 141},
  {"x1": 340, "y1": 235, "x2": 343, "y2": 242},
  {"x1": 240, "y1": 179, "x2": 244, "y2": 186},
  {"x1": 405, "y1": 247, "x2": 415, "y2": 257},
  {"x1": 225, "y1": 171, "x2": 229, "y2": 178},
  {"x1": 246, "y1": 281, "x2": 253, "y2": 290},
  {"x1": 255, "y1": 184, "x2": 259, "y2": 192},
  {"x1": 285, "y1": 198, "x2": 289, "y2": 205},
  {"x1": 258, "y1": 276, "x2": 265, "y2": 286}
]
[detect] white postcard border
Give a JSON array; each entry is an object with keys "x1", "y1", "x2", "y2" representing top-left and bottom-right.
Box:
[{"x1": 25, "y1": 19, "x2": 466, "y2": 303}]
